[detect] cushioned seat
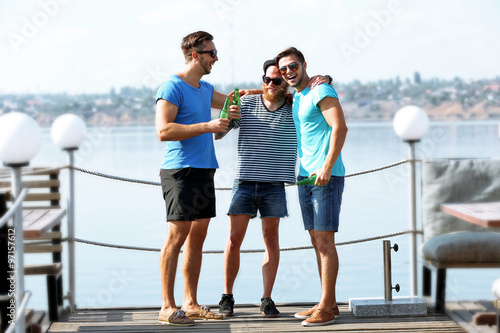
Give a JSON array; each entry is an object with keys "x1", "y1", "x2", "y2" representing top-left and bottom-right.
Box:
[
  {"x1": 421, "y1": 231, "x2": 500, "y2": 264},
  {"x1": 420, "y1": 159, "x2": 500, "y2": 313}
]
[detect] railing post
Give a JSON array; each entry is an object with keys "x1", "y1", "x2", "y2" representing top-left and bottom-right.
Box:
[
  {"x1": 11, "y1": 165, "x2": 26, "y2": 333},
  {"x1": 66, "y1": 149, "x2": 77, "y2": 311},
  {"x1": 408, "y1": 141, "x2": 418, "y2": 296},
  {"x1": 0, "y1": 191, "x2": 9, "y2": 332},
  {"x1": 383, "y1": 240, "x2": 400, "y2": 301}
]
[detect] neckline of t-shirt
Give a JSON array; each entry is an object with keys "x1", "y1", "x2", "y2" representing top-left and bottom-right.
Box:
[{"x1": 260, "y1": 95, "x2": 287, "y2": 113}]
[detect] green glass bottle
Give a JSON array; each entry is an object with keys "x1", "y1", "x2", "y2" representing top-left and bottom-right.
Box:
[
  {"x1": 232, "y1": 88, "x2": 240, "y2": 120},
  {"x1": 296, "y1": 175, "x2": 317, "y2": 185},
  {"x1": 296, "y1": 175, "x2": 331, "y2": 186},
  {"x1": 219, "y1": 97, "x2": 230, "y2": 119}
]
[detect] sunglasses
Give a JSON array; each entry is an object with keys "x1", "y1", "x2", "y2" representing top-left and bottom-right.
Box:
[
  {"x1": 262, "y1": 76, "x2": 284, "y2": 85},
  {"x1": 278, "y1": 62, "x2": 302, "y2": 75},
  {"x1": 197, "y1": 50, "x2": 217, "y2": 58}
]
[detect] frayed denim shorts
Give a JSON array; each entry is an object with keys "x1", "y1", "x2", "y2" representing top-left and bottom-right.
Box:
[
  {"x1": 297, "y1": 175, "x2": 344, "y2": 231},
  {"x1": 227, "y1": 180, "x2": 288, "y2": 219}
]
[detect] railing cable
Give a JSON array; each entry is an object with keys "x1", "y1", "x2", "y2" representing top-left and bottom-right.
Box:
[
  {"x1": 65, "y1": 159, "x2": 421, "y2": 190},
  {"x1": 52, "y1": 229, "x2": 422, "y2": 254}
]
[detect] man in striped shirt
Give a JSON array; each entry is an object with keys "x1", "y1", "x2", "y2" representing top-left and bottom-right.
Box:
[{"x1": 217, "y1": 59, "x2": 296, "y2": 318}]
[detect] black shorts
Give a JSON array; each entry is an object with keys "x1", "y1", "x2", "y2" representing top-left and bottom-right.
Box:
[{"x1": 160, "y1": 168, "x2": 216, "y2": 221}]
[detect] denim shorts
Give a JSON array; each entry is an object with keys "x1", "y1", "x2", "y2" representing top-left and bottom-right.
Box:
[
  {"x1": 297, "y1": 175, "x2": 344, "y2": 231},
  {"x1": 160, "y1": 168, "x2": 216, "y2": 221},
  {"x1": 227, "y1": 180, "x2": 288, "y2": 219}
]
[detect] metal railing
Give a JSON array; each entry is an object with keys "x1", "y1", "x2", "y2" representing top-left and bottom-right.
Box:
[
  {"x1": 1, "y1": 187, "x2": 29, "y2": 333},
  {"x1": 0, "y1": 188, "x2": 28, "y2": 229},
  {"x1": 4, "y1": 291, "x2": 31, "y2": 333},
  {"x1": 2, "y1": 159, "x2": 422, "y2": 321}
]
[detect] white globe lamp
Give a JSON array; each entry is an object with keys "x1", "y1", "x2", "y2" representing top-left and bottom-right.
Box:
[
  {"x1": 393, "y1": 105, "x2": 429, "y2": 142},
  {"x1": 0, "y1": 111, "x2": 42, "y2": 166},
  {"x1": 50, "y1": 113, "x2": 86, "y2": 312},
  {"x1": 51, "y1": 113, "x2": 87, "y2": 149},
  {"x1": 0, "y1": 112, "x2": 41, "y2": 332},
  {"x1": 392, "y1": 105, "x2": 429, "y2": 297}
]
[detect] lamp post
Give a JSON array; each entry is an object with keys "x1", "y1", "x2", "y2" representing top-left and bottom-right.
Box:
[
  {"x1": 51, "y1": 114, "x2": 87, "y2": 312},
  {"x1": 393, "y1": 105, "x2": 429, "y2": 297},
  {"x1": 0, "y1": 112, "x2": 42, "y2": 333}
]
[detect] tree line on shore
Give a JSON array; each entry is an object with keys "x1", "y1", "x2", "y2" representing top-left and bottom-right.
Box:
[{"x1": 1, "y1": 73, "x2": 499, "y2": 126}]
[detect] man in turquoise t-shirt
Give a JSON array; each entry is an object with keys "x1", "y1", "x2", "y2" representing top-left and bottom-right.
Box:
[
  {"x1": 155, "y1": 31, "x2": 239, "y2": 326},
  {"x1": 276, "y1": 47, "x2": 348, "y2": 327}
]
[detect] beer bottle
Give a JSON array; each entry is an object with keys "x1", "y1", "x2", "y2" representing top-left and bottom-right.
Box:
[
  {"x1": 232, "y1": 88, "x2": 240, "y2": 120},
  {"x1": 219, "y1": 97, "x2": 230, "y2": 119},
  {"x1": 296, "y1": 175, "x2": 317, "y2": 186},
  {"x1": 296, "y1": 175, "x2": 331, "y2": 186}
]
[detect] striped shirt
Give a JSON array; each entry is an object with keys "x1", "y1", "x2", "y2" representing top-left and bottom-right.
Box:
[{"x1": 233, "y1": 94, "x2": 297, "y2": 184}]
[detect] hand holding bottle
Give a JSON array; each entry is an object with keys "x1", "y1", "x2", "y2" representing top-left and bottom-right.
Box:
[
  {"x1": 228, "y1": 104, "x2": 240, "y2": 121},
  {"x1": 220, "y1": 96, "x2": 240, "y2": 121},
  {"x1": 296, "y1": 172, "x2": 332, "y2": 186},
  {"x1": 232, "y1": 88, "x2": 241, "y2": 121}
]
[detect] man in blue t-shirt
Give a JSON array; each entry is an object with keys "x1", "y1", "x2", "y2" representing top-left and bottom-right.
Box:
[
  {"x1": 276, "y1": 47, "x2": 348, "y2": 327},
  {"x1": 155, "y1": 31, "x2": 239, "y2": 326}
]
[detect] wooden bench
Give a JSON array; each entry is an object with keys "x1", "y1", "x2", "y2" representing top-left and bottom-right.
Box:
[
  {"x1": 420, "y1": 159, "x2": 500, "y2": 313},
  {"x1": 0, "y1": 167, "x2": 66, "y2": 322}
]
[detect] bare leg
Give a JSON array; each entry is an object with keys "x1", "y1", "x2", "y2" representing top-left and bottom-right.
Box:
[
  {"x1": 313, "y1": 230, "x2": 338, "y2": 313},
  {"x1": 223, "y1": 214, "x2": 251, "y2": 294},
  {"x1": 160, "y1": 221, "x2": 191, "y2": 313},
  {"x1": 261, "y1": 217, "x2": 280, "y2": 298},
  {"x1": 182, "y1": 218, "x2": 210, "y2": 310},
  {"x1": 309, "y1": 229, "x2": 322, "y2": 282}
]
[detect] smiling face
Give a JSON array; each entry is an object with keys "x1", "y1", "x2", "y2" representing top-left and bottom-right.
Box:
[
  {"x1": 278, "y1": 55, "x2": 306, "y2": 90},
  {"x1": 262, "y1": 65, "x2": 288, "y2": 104},
  {"x1": 197, "y1": 40, "x2": 218, "y2": 75}
]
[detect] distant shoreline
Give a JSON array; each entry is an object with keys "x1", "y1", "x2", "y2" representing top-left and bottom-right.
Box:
[{"x1": 27, "y1": 100, "x2": 499, "y2": 127}]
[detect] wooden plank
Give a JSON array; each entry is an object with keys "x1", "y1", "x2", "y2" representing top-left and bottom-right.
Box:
[
  {"x1": 446, "y1": 301, "x2": 497, "y2": 333},
  {"x1": 441, "y1": 202, "x2": 500, "y2": 228},
  {"x1": 33, "y1": 231, "x2": 63, "y2": 240},
  {"x1": 25, "y1": 263, "x2": 62, "y2": 275},
  {"x1": 25, "y1": 192, "x2": 61, "y2": 202},
  {"x1": 0, "y1": 179, "x2": 60, "y2": 189},
  {"x1": 0, "y1": 167, "x2": 60, "y2": 176},
  {"x1": 23, "y1": 209, "x2": 66, "y2": 238},
  {"x1": 24, "y1": 244, "x2": 63, "y2": 253}
]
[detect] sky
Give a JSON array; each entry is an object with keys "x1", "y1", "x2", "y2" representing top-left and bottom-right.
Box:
[{"x1": 1, "y1": 0, "x2": 499, "y2": 94}]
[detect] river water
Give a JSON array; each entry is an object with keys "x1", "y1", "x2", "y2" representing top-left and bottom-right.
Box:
[{"x1": 24, "y1": 120, "x2": 500, "y2": 310}]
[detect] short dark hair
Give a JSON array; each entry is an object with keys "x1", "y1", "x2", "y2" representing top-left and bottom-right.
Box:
[
  {"x1": 181, "y1": 31, "x2": 214, "y2": 60},
  {"x1": 276, "y1": 47, "x2": 305, "y2": 66}
]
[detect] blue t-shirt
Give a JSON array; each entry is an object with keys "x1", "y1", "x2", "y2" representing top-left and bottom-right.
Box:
[
  {"x1": 292, "y1": 84, "x2": 345, "y2": 177},
  {"x1": 155, "y1": 75, "x2": 218, "y2": 169}
]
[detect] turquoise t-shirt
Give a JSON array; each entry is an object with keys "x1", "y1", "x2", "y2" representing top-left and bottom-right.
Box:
[
  {"x1": 155, "y1": 75, "x2": 219, "y2": 169},
  {"x1": 292, "y1": 84, "x2": 345, "y2": 177}
]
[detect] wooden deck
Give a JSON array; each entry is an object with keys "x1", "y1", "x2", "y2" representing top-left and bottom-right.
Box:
[
  {"x1": 445, "y1": 300, "x2": 499, "y2": 333},
  {"x1": 47, "y1": 302, "x2": 479, "y2": 333}
]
